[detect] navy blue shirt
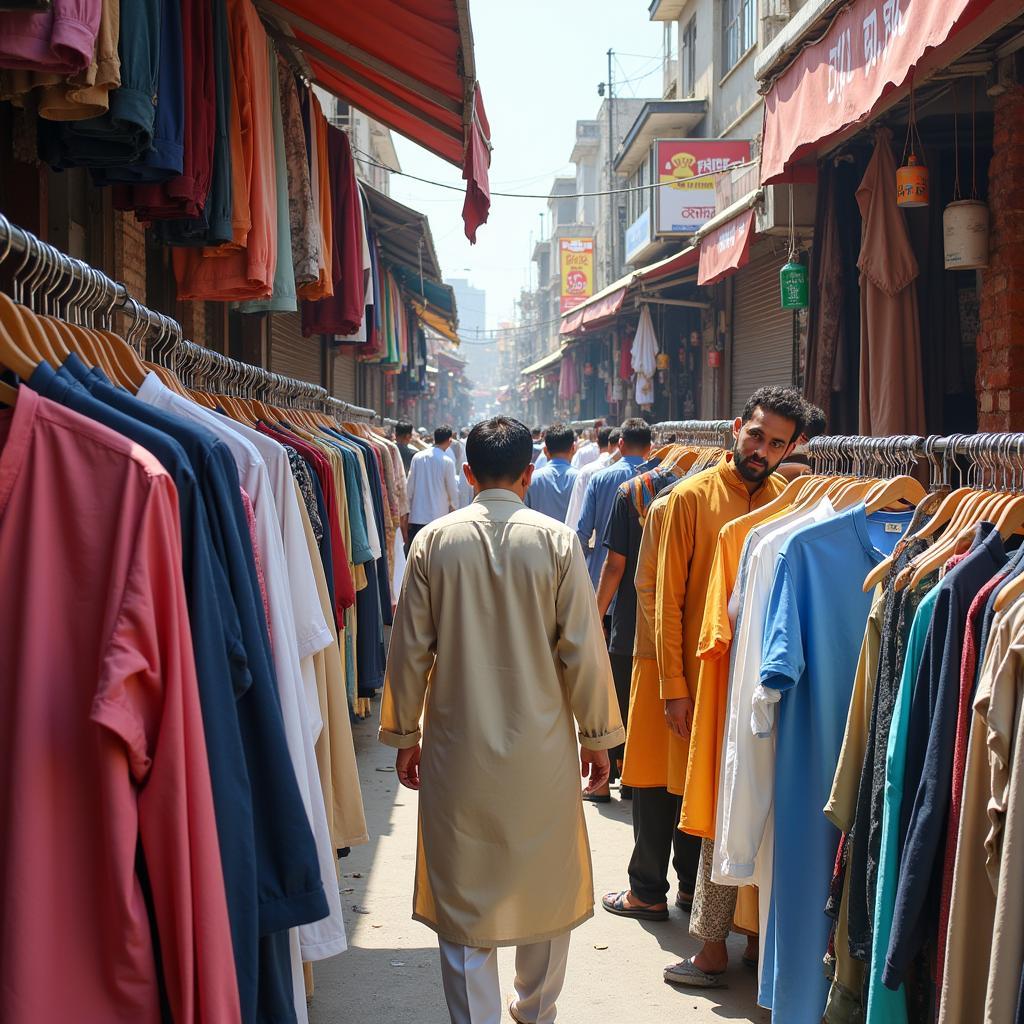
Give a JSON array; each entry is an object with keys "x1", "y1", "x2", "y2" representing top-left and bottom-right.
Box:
[
  {"x1": 884, "y1": 523, "x2": 1007, "y2": 989},
  {"x1": 71, "y1": 360, "x2": 328, "y2": 1023}
]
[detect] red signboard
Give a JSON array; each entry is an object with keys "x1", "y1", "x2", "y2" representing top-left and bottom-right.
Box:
[
  {"x1": 761, "y1": 0, "x2": 1002, "y2": 183},
  {"x1": 698, "y1": 209, "x2": 755, "y2": 286}
]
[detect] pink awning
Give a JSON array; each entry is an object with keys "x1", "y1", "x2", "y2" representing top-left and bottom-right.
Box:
[
  {"x1": 697, "y1": 208, "x2": 755, "y2": 286},
  {"x1": 760, "y1": 0, "x2": 1009, "y2": 183},
  {"x1": 559, "y1": 285, "x2": 627, "y2": 335},
  {"x1": 559, "y1": 307, "x2": 585, "y2": 336}
]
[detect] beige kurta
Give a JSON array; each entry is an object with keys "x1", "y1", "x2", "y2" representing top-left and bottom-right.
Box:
[{"x1": 379, "y1": 489, "x2": 624, "y2": 948}]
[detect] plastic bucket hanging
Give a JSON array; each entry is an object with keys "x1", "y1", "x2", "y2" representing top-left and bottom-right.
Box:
[
  {"x1": 780, "y1": 260, "x2": 808, "y2": 309},
  {"x1": 897, "y1": 80, "x2": 929, "y2": 208},
  {"x1": 943, "y1": 200, "x2": 989, "y2": 269},
  {"x1": 943, "y1": 82, "x2": 989, "y2": 270}
]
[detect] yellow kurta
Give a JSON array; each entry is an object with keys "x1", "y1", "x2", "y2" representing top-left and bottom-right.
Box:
[
  {"x1": 683, "y1": 503, "x2": 790, "y2": 837},
  {"x1": 655, "y1": 458, "x2": 784, "y2": 795},
  {"x1": 379, "y1": 489, "x2": 624, "y2": 948}
]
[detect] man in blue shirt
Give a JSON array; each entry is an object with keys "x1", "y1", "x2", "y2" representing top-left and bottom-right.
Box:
[
  {"x1": 576, "y1": 418, "x2": 652, "y2": 588},
  {"x1": 524, "y1": 423, "x2": 578, "y2": 521}
]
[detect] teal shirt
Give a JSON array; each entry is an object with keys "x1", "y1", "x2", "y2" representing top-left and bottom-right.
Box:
[{"x1": 866, "y1": 584, "x2": 941, "y2": 1024}]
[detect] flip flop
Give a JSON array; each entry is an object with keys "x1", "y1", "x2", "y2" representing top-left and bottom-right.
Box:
[
  {"x1": 663, "y1": 957, "x2": 726, "y2": 988},
  {"x1": 582, "y1": 791, "x2": 611, "y2": 804},
  {"x1": 675, "y1": 889, "x2": 693, "y2": 913},
  {"x1": 602, "y1": 890, "x2": 669, "y2": 921}
]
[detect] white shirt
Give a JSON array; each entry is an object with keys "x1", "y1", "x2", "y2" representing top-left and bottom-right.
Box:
[
  {"x1": 563, "y1": 451, "x2": 611, "y2": 530},
  {"x1": 572, "y1": 441, "x2": 599, "y2": 469},
  {"x1": 714, "y1": 498, "x2": 837, "y2": 882},
  {"x1": 136, "y1": 375, "x2": 349, "y2": 974},
  {"x1": 408, "y1": 446, "x2": 459, "y2": 525}
]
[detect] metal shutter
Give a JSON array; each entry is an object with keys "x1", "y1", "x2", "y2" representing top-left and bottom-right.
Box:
[
  {"x1": 730, "y1": 252, "x2": 796, "y2": 417},
  {"x1": 269, "y1": 312, "x2": 322, "y2": 385},
  {"x1": 333, "y1": 350, "x2": 358, "y2": 402}
]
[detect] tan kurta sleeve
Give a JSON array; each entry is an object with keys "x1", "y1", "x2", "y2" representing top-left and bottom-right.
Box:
[
  {"x1": 555, "y1": 537, "x2": 625, "y2": 751},
  {"x1": 656, "y1": 488, "x2": 696, "y2": 701},
  {"x1": 378, "y1": 537, "x2": 436, "y2": 749}
]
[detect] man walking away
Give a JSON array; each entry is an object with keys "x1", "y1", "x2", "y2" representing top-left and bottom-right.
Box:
[
  {"x1": 576, "y1": 419, "x2": 652, "y2": 589},
  {"x1": 396, "y1": 421, "x2": 417, "y2": 473},
  {"x1": 525, "y1": 423, "x2": 578, "y2": 522},
  {"x1": 406, "y1": 425, "x2": 459, "y2": 546},
  {"x1": 380, "y1": 417, "x2": 624, "y2": 1024},
  {"x1": 564, "y1": 426, "x2": 619, "y2": 532}
]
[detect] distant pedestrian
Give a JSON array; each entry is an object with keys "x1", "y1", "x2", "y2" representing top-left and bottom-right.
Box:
[
  {"x1": 395, "y1": 421, "x2": 417, "y2": 474},
  {"x1": 407, "y1": 425, "x2": 459, "y2": 545},
  {"x1": 381, "y1": 416, "x2": 623, "y2": 1024},
  {"x1": 525, "y1": 422, "x2": 578, "y2": 522},
  {"x1": 564, "y1": 426, "x2": 619, "y2": 533},
  {"x1": 576, "y1": 419, "x2": 652, "y2": 589}
]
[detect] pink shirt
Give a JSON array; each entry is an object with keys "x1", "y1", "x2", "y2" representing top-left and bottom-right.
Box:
[
  {"x1": 0, "y1": 388, "x2": 241, "y2": 1024},
  {"x1": 0, "y1": 0, "x2": 100, "y2": 74}
]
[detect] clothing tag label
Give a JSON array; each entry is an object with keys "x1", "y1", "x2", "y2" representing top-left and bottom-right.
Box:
[{"x1": 884, "y1": 522, "x2": 904, "y2": 534}]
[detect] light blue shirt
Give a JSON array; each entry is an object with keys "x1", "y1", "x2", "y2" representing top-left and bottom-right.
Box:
[
  {"x1": 524, "y1": 458, "x2": 577, "y2": 522},
  {"x1": 866, "y1": 585, "x2": 940, "y2": 1024},
  {"x1": 756, "y1": 505, "x2": 911, "y2": 1024},
  {"x1": 575, "y1": 455, "x2": 647, "y2": 589}
]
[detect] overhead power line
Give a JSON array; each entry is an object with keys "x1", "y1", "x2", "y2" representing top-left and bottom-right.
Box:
[{"x1": 351, "y1": 144, "x2": 751, "y2": 201}]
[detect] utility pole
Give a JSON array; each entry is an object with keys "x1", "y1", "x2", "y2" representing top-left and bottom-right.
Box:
[{"x1": 606, "y1": 49, "x2": 616, "y2": 284}]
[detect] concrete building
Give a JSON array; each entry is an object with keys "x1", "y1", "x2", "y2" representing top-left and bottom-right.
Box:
[{"x1": 446, "y1": 277, "x2": 494, "y2": 392}]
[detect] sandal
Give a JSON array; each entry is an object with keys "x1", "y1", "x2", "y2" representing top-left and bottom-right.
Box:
[
  {"x1": 675, "y1": 889, "x2": 693, "y2": 913},
  {"x1": 663, "y1": 957, "x2": 726, "y2": 988},
  {"x1": 602, "y1": 890, "x2": 669, "y2": 921},
  {"x1": 582, "y1": 791, "x2": 611, "y2": 804}
]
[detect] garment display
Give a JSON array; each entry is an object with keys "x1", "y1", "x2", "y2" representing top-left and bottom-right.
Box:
[
  {"x1": 0, "y1": 248, "x2": 410, "y2": 1023},
  {"x1": 676, "y1": 432, "x2": 1024, "y2": 1024}
]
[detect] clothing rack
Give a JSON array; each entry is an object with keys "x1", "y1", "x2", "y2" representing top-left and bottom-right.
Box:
[
  {"x1": 651, "y1": 419, "x2": 734, "y2": 446},
  {"x1": 0, "y1": 217, "x2": 381, "y2": 423},
  {"x1": 567, "y1": 418, "x2": 604, "y2": 431}
]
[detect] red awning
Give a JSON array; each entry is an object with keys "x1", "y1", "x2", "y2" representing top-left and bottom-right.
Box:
[
  {"x1": 559, "y1": 308, "x2": 585, "y2": 336},
  {"x1": 761, "y1": 0, "x2": 1010, "y2": 183},
  {"x1": 635, "y1": 244, "x2": 700, "y2": 284},
  {"x1": 698, "y1": 208, "x2": 755, "y2": 286},
  {"x1": 558, "y1": 284, "x2": 627, "y2": 336},
  {"x1": 257, "y1": 0, "x2": 491, "y2": 240}
]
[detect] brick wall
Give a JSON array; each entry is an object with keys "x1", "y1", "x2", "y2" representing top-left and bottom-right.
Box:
[
  {"x1": 976, "y1": 84, "x2": 1024, "y2": 430},
  {"x1": 111, "y1": 210, "x2": 147, "y2": 305}
]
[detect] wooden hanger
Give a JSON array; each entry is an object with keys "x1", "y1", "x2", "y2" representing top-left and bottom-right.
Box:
[
  {"x1": 0, "y1": 293, "x2": 44, "y2": 377},
  {"x1": 863, "y1": 474, "x2": 927, "y2": 515}
]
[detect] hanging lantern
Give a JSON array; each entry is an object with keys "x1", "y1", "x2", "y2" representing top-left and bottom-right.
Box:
[
  {"x1": 943, "y1": 82, "x2": 989, "y2": 269},
  {"x1": 897, "y1": 80, "x2": 929, "y2": 208},
  {"x1": 656, "y1": 352, "x2": 671, "y2": 371},
  {"x1": 780, "y1": 260, "x2": 808, "y2": 310},
  {"x1": 896, "y1": 154, "x2": 929, "y2": 208},
  {"x1": 707, "y1": 349, "x2": 722, "y2": 369}
]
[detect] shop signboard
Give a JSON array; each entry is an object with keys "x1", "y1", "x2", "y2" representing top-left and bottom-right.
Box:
[
  {"x1": 654, "y1": 139, "x2": 752, "y2": 235},
  {"x1": 559, "y1": 237, "x2": 595, "y2": 314},
  {"x1": 625, "y1": 207, "x2": 652, "y2": 264}
]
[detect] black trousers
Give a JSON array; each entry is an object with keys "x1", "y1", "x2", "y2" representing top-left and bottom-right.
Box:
[
  {"x1": 627, "y1": 786, "x2": 702, "y2": 906},
  {"x1": 608, "y1": 652, "x2": 632, "y2": 780}
]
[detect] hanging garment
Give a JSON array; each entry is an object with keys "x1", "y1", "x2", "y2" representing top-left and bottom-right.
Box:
[
  {"x1": 856, "y1": 128, "x2": 926, "y2": 437},
  {"x1": 631, "y1": 305, "x2": 657, "y2": 406},
  {"x1": 0, "y1": 0, "x2": 100, "y2": 74},
  {"x1": 0, "y1": 388, "x2": 241, "y2": 1023},
  {"x1": 278, "y1": 61, "x2": 319, "y2": 287}
]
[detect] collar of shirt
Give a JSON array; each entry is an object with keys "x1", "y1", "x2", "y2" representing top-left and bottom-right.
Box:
[
  {"x1": 715, "y1": 452, "x2": 776, "y2": 500},
  {"x1": 473, "y1": 488, "x2": 524, "y2": 506}
]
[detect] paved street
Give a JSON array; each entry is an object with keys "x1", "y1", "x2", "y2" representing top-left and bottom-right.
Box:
[{"x1": 308, "y1": 712, "x2": 768, "y2": 1024}]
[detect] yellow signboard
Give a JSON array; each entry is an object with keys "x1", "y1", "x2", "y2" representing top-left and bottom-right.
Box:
[{"x1": 559, "y1": 237, "x2": 595, "y2": 314}]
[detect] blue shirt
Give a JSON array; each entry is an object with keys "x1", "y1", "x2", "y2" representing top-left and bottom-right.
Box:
[
  {"x1": 525, "y1": 458, "x2": 577, "y2": 522},
  {"x1": 756, "y1": 505, "x2": 908, "y2": 1024},
  {"x1": 576, "y1": 455, "x2": 647, "y2": 588}
]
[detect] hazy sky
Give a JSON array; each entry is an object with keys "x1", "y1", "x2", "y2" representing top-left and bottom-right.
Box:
[{"x1": 388, "y1": 2, "x2": 664, "y2": 340}]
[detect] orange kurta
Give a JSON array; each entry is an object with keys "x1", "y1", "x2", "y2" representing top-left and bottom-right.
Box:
[
  {"x1": 621, "y1": 489, "x2": 685, "y2": 788},
  {"x1": 655, "y1": 457, "x2": 785, "y2": 796}
]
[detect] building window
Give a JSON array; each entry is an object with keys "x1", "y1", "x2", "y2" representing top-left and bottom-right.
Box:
[
  {"x1": 722, "y1": 0, "x2": 755, "y2": 72},
  {"x1": 681, "y1": 16, "x2": 697, "y2": 98}
]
